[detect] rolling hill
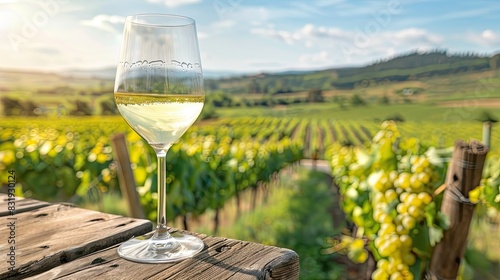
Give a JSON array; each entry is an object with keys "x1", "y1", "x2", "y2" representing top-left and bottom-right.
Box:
[{"x1": 208, "y1": 50, "x2": 500, "y2": 94}]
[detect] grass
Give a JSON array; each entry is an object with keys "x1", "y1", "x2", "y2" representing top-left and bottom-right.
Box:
[
  {"x1": 78, "y1": 191, "x2": 129, "y2": 217},
  {"x1": 187, "y1": 165, "x2": 500, "y2": 280},
  {"x1": 191, "y1": 167, "x2": 346, "y2": 280}
]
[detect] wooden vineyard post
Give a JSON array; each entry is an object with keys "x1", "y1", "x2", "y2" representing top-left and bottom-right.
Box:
[
  {"x1": 111, "y1": 133, "x2": 146, "y2": 219},
  {"x1": 429, "y1": 140, "x2": 488, "y2": 279},
  {"x1": 482, "y1": 121, "x2": 492, "y2": 148},
  {"x1": 479, "y1": 111, "x2": 497, "y2": 149}
]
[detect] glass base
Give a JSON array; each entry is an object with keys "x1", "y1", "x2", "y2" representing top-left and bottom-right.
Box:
[{"x1": 117, "y1": 231, "x2": 204, "y2": 263}]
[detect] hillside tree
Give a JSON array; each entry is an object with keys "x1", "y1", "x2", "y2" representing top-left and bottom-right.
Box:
[{"x1": 307, "y1": 88, "x2": 324, "y2": 103}]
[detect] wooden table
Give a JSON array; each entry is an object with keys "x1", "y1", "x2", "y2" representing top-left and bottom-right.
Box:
[{"x1": 0, "y1": 194, "x2": 299, "y2": 279}]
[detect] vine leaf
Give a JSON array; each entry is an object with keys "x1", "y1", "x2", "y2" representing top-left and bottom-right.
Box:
[{"x1": 429, "y1": 226, "x2": 444, "y2": 247}]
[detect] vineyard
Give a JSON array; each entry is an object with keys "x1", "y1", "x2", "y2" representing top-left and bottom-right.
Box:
[
  {"x1": 0, "y1": 116, "x2": 498, "y2": 213},
  {"x1": 1, "y1": 116, "x2": 499, "y2": 279}
]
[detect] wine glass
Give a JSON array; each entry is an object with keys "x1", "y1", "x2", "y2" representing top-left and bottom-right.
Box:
[{"x1": 113, "y1": 14, "x2": 205, "y2": 263}]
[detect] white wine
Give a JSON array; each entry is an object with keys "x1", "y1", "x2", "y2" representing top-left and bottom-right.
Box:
[{"x1": 115, "y1": 93, "x2": 204, "y2": 150}]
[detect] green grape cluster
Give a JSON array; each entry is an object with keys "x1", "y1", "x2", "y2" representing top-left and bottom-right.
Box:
[
  {"x1": 370, "y1": 167, "x2": 435, "y2": 280},
  {"x1": 328, "y1": 121, "x2": 449, "y2": 280},
  {"x1": 470, "y1": 155, "x2": 500, "y2": 212},
  {"x1": 340, "y1": 236, "x2": 369, "y2": 264}
]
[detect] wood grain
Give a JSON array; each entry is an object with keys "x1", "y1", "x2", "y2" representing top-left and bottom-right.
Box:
[
  {"x1": 429, "y1": 140, "x2": 488, "y2": 279},
  {"x1": 27, "y1": 228, "x2": 300, "y2": 280},
  {"x1": 0, "y1": 193, "x2": 50, "y2": 216},
  {"x1": 0, "y1": 196, "x2": 300, "y2": 279},
  {"x1": 111, "y1": 133, "x2": 146, "y2": 219},
  {"x1": 0, "y1": 203, "x2": 152, "y2": 279}
]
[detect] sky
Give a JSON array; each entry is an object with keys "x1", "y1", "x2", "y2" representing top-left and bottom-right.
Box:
[{"x1": 0, "y1": 0, "x2": 499, "y2": 74}]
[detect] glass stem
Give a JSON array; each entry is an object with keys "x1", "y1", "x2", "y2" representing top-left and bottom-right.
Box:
[{"x1": 155, "y1": 149, "x2": 171, "y2": 239}]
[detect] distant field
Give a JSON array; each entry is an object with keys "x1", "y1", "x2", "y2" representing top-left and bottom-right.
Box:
[
  {"x1": 227, "y1": 70, "x2": 500, "y2": 108},
  {"x1": 0, "y1": 69, "x2": 114, "y2": 115},
  {"x1": 218, "y1": 102, "x2": 498, "y2": 123},
  {"x1": 1, "y1": 68, "x2": 499, "y2": 134},
  {"x1": 1, "y1": 68, "x2": 500, "y2": 114},
  {"x1": 0, "y1": 70, "x2": 113, "y2": 90},
  {"x1": 217, "y1": 70, "x2": 500, "y2": 125},
  {"x1": 438, "y1": 98, "x2": 500, "y2": 107}
]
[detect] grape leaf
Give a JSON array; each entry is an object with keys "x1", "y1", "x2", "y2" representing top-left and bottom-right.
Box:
[
  {"x1": 428, "y1": 226, "x2": 443, "y2": 247},
  {"x1": 409, "y1": 256, "x2": 423, "y2": 280},
  {"x1": 435, "y1": 212, "x2": 450, "y2": 230},
  {"x1": 464, "y1": 247, "x2": 493, "y2": 272},
  {"x1": 411, "y1": 224, "x2": 432, "y2": 258},
  {"x1": 424, "y1": 201, "x2": 436, "y2": 227}
]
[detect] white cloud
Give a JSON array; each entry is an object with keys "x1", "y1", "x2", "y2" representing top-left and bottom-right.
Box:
[
  {"x1": 212, "y1": 20, "x2": 236, "y2": 29},
  {"x1": 81, "y1": 14, "x2": 125, "y2": 33},
  {"x1": 482, "y1": 30, "x2": 497, "y2": 41},
  {"x1": 251, "y1": 24, "x2": 444, "y2": 65},
  {"x1": 147, "y1": 0, "x2": 201, "y2": 8},
  {"x1": 216, "y1": 6, "x2": 270, "y2": 23},
  {"x1": 251, "y1": 24, "x2": 351, "y2": 46},
  {"x1": 216, "y1": 5, "x2": 307, "y2": 25},
  {"x1": 388, "y1": 28, "x2": 442, "y2": 46},
  {"x1": 199, "y1": 20, "x2": 234, "y2": 41},
  {"x1": 252, "y1": 24, "x2": 442, "y2": 49},
  {"x1": 251, "y1": 28, "x2": 294, "y2": 45},
  {"x1": 198, "y1": 32, "x2": 209, "y2": 40},
  {"x1": 465, "y1": 29, "x2": 499, "y2": 47},
  {"x1": 299, "y1": 50, "x2": 330, "y2": 64},
  {"x1": 341, "y1": 28, "x2": 443, "y2": 63},
  {"x1": 251, "y1": 23, "x2": 442, "y2": 47}
]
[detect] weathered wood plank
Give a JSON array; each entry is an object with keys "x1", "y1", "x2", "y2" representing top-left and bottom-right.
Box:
[
  {"x1": 27, "y1": 229, "x2": 300, "y2": 280},
  {"x1": 0, "y1": 203, "x2": 152, "y2": 279},
  {"x1": 0, "y1": 193, "x2": 50, "y2": 216}
]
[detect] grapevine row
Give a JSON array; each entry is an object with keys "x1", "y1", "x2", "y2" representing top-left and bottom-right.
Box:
[
  {"x1": 0, "y1": 117, "x2": 305, "y2": 223},
  {"x1": 326, "y1": 121, "x2": 500, "y2": 280},
  {"x1": 0, "y1": 117, "x2": 497, "y2": 228}
]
